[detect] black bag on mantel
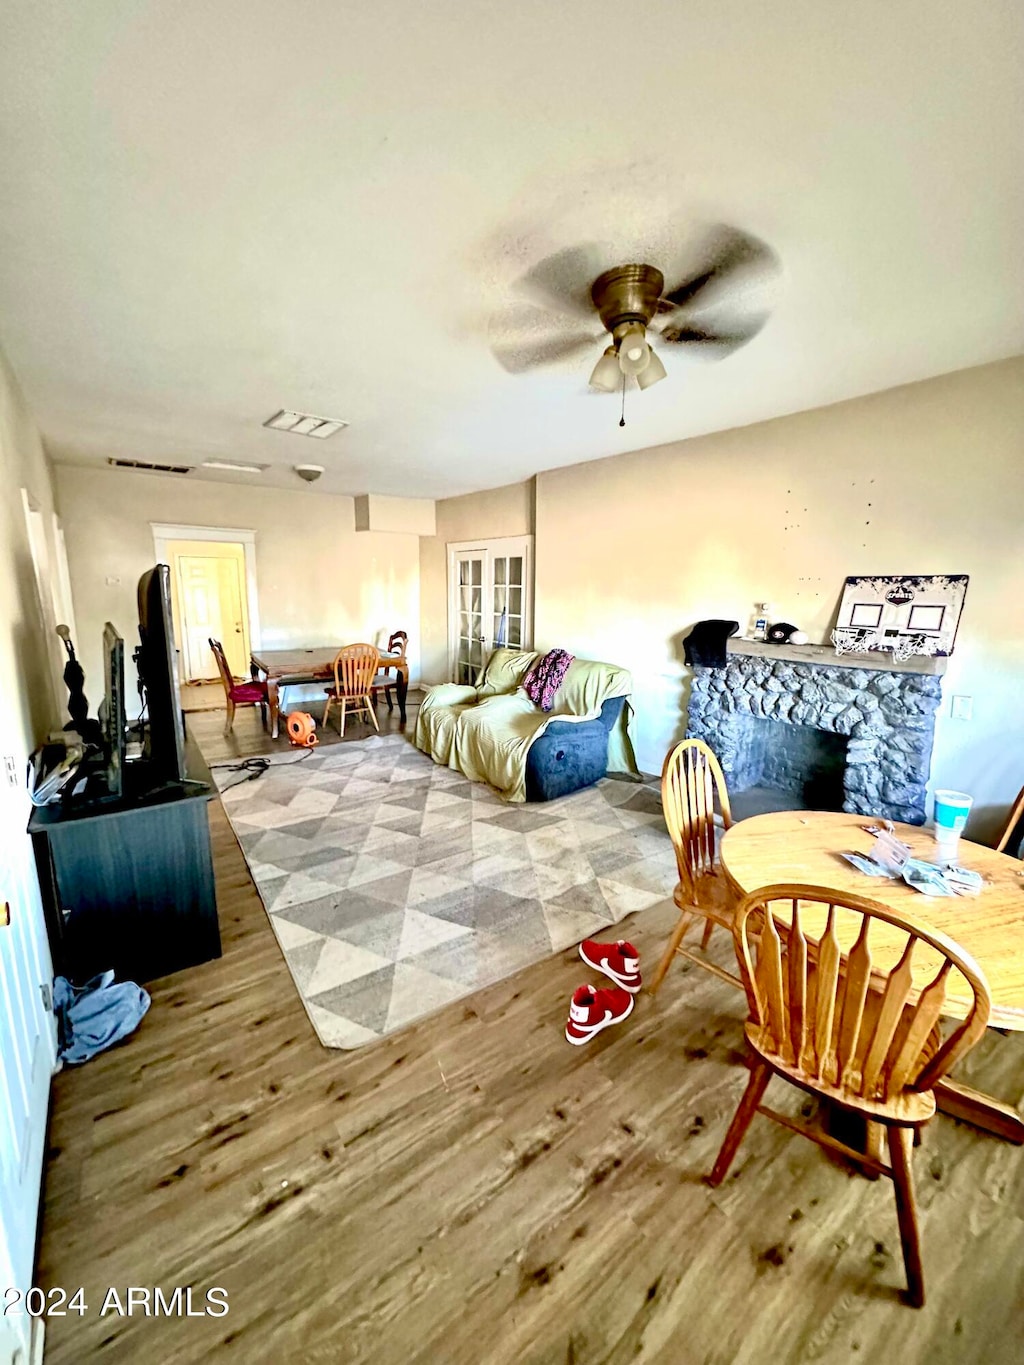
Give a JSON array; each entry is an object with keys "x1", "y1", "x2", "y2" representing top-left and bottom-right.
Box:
[{"x1": 683, "y1": 620, "x2": 739, "y2": 669}]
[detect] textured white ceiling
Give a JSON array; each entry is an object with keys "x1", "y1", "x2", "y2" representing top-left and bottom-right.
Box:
[{"x1": 0, "y1": 1, "x2": 1021, "y2": 499}]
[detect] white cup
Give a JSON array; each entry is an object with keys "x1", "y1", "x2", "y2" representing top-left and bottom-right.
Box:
[{"x1": 933, "y1": 789, "x2": 972, "y2": 859}]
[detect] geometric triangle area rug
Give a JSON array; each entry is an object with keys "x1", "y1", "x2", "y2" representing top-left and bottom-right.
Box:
[{"x1": 215, "y1": 733, "x2": 675, "y2": 1049}]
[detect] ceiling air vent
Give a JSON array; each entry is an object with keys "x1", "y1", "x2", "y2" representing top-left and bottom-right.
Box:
[
  {"x1": 264, "y1": 409, "x2": 348, "y2": 439},
  {"x1": 108, "y1": 458, "x2": 192, "y2": 475}
]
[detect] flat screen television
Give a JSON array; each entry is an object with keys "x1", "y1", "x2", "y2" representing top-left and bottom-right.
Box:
[
  {"x1": 97, "y1": 621, "x2": 126, "y2": 798},
  {"x1": 137, "y1": 565, "x2": 187, "y2": 784}
]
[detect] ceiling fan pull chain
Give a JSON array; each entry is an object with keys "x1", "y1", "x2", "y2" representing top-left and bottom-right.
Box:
[{"x1": 619, "y1": 372, "x2": 626, "y2": 427}]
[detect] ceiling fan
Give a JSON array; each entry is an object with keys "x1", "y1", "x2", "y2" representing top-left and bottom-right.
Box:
[{"x1": 489, "y1": 224, "x2": 780, "y2": 399}]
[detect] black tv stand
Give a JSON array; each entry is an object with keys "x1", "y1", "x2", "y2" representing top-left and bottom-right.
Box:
[{"x1": 29, "y1": 733, "x2": 220, "y2": 985}]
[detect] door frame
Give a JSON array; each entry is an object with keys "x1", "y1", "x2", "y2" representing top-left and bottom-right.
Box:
[
  {"x1": 151, "y1": 524, "x2": 262, "y2": 655},
  {"x1": 446, "y1": 535, "x2": 533, "y2": 682}
]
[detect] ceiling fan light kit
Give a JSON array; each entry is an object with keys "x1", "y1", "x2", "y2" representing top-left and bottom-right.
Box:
[
  {"x1": 615, "y1": 322, "x2": 651, "y2": 376},
  {"x1": 635, "y1": 346, "x2": 667, "y2": 390},
  {"x1": 494, "y1": 225, "x2": 780, "y2": 415},
  {"x1": 589, "y1": 346, "x2": 621, "y2": 393}
]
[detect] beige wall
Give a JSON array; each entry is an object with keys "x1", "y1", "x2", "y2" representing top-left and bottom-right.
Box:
[
  {"x1": 419, "y1": 478, "x2": 534, "y2": 681},
  {"x1": 354, "y1": 494, "x2": 436, "y2": 536},
  {"x1": 0, "y1": 341, "x2": 60, "y2": 1029},
  {"x1": 0, "y1": 346, "x2": 62, "y2": 757},
  {"x1": 56, "y1": 465, "x2": 421, "y2": 697},
  {"x1": 534, "y1": 358, "x2": 1024, "y2": 840}
]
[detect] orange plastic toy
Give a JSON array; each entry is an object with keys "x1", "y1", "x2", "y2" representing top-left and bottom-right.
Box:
[{"x1": 285, "y1": 711, "x2": 319, "y2": 748}]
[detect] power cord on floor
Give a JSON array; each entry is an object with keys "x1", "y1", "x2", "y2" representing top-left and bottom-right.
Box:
[{"x1": 209, "y1": 748, "x2": 316, "y2": 792}]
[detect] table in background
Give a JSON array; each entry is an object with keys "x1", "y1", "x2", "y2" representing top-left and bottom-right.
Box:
[
  {"x1": 720, "y1": 810, "x2": 1024, "y2": 1143},
  {"x1": 251, "y1": 646, "x2": 409, "y2": 738}
]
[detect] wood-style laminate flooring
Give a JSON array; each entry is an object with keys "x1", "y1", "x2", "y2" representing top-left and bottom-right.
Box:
[{"x1": 37, "y1": 706, "x2": 1024, "y2": 1364}]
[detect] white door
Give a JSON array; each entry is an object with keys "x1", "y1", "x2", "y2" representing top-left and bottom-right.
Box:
[
  {"x1": 0, "y1": 786, "x2": 57, "y2": 1365},
  {"x1": 172, "y1": 549, "x2": 249, "y2": 683},
  {"x1": 447, "y1": 537, "x2": 532, "y2": 683}
]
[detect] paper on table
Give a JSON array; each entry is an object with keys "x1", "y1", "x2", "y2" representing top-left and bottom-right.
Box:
[
  {"x1": 842, "y1": 851, "x2": 897, "y2": 878},
  {"x1": 901, "y1": 860, "x2": 956, "y2": 897},
  {"x1": 844, "y1": 843, "x2": 983, "y2": 897}
]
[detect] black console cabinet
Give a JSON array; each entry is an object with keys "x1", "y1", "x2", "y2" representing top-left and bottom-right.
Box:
[{"x1": 29, "y1": 735, "x2": 220, "y2": 985}]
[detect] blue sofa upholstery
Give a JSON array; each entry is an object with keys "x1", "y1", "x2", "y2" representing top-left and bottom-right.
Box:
[{"x1": 525, "y1": 696, "x2": 626, "y2": 802}]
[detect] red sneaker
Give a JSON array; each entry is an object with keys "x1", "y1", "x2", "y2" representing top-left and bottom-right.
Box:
[
  {"x1": 579, "y1": 939, "x2": 642, "y2": 993},
  {"x1": 565, "y1": 983, "x2": 634, "y2": 1046}
]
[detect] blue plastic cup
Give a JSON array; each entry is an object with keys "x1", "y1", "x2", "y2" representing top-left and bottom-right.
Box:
[{"x1": 933, "y1": 789, "x2": 972, "y2": 855}]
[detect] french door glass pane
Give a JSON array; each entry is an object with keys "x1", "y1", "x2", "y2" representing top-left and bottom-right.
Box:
[{"x1": 450, "y1": 544, "x2": 528, "y2": 681}]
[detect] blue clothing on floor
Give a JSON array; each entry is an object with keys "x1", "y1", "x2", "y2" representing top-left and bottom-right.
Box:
[{"x1": 53, "y1": 971, "x2": 150, "y2": 1064}]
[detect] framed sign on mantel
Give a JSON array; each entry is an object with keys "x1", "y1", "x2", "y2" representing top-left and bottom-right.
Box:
[{"x1": 831, "y1": 574, "x2": 968, "y2": 661}]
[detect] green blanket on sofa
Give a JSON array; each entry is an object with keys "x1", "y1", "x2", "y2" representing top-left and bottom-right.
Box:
[{"x1": 414, "y1": 648, "x2": 638, "y2": 802}]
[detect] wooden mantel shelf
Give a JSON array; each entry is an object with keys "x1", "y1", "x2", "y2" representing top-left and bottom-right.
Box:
[{"x1": 727, "y1": 636, "x2": 947, "y2": 676}]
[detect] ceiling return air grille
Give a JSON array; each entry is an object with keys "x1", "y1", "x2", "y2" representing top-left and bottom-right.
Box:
[
  {"x1": 263, "y1": 409, "x2": 348, "y2": 439},
  {"x1": 108, "y1": 457, "x2": 192, "y2": 474}
]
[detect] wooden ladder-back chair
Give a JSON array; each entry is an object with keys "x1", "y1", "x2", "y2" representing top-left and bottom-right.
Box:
[
  {"x1": 995, "y1": 783, "x2": 1024, "y2": 857},
  {"x1": 323, "y1": 644, "x2": 381, "y2": 737},
  {"x1": 708, "y1": 883, "x2": 991, "y2": 1308},
  {"x1": 209, "y1": 638, "x2": 268, "y2": 735},
  {"x1": 649, "y1": 738, "x2": 740, "y2": 995},
  {"x1": 371, "y1": 630, "x2": 408, "y2": 712}
]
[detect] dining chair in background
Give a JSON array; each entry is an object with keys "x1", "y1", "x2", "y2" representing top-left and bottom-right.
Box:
[
  {"x1": 324, "y1": 643, "x2": 380, "y2": 737},
  {"x1": 707, "y1": 882, "x2": 991, "y2": 1308},
  {"x1": 371, "y1": 630, "x2": 408, "y2": 712},
  {"x1": 649, "y1": 738, "x2": 741, "y2": 996},
  {"x1": 995, "y1": 783, "x2": 1024, "y2": 858},
  {"x1": 209, "y1": 638, "x2": 268, "y2": 735}
]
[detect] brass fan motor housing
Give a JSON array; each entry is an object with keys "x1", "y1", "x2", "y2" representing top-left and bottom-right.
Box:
[{"x1": 590, "y1": 263, "x2": 665, "y2": 332}]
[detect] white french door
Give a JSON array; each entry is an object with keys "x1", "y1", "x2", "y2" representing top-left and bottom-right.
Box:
[{"x1": 447, "y1": 537, "x2": 533, "y2": 684}]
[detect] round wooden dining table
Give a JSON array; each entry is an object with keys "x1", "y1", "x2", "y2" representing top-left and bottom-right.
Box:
[{"x1": 720, "y1": 810, "x2": 1024, "y2": 1144}]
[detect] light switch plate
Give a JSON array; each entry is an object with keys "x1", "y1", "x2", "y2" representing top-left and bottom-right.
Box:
[{"x1": 950, "y1": 695, "x2": 973, "y2": 721}]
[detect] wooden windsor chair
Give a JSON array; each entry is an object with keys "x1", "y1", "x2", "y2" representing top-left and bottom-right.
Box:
[
  {"x1": 707, "y1": 883, "x2": 991, "y2": 1308},
  {"x1": 370, "y1": 630, "x2": 408, "y2": 712},
  {"x1": 995, "y1": 783, "x2": 1024, "y2": 857},
  {"x1": 649, "y1": 738, "x2": 741, "y2": 996},
  {"x1": 323, "y1": 643, "x2": 381, "y2": 737}
]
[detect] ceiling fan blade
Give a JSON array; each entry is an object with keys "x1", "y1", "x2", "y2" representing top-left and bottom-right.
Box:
[
  {"x1": 657, "y1": 313, "x2": 770, "y2": 352},
  {"x1": 659, "y1": 226, "x2": 779, "y2": 313},
  {"x1": 512, "y1": 243, "x2": 605, "y2": 320},
  {"x1": 491, "y1": 330, "x2": 601, "y2": 375}
]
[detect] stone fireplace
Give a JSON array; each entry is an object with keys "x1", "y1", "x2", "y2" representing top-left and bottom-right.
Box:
[{"x1": 686, "y1": 639, "x2": 944, "y2": 824}]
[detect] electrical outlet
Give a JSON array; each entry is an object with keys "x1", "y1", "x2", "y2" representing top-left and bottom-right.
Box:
[
  {"x1": 3, "y1": 755, "x2": 18, "y2": 787},
  {"x1": 950, "y1": 695, "x2": 973, "y2": 722}
]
